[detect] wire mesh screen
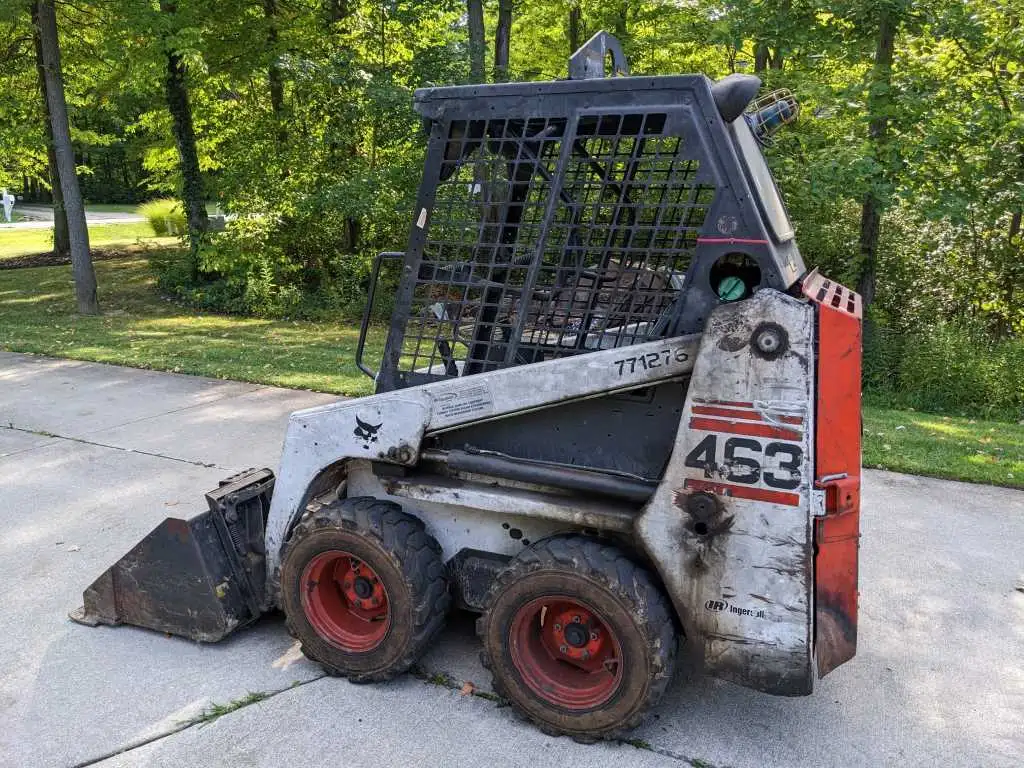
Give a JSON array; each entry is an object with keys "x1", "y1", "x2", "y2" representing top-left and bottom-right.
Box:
[{"x1": 397, "y1": 110, "x2": 715, "y2": 381}]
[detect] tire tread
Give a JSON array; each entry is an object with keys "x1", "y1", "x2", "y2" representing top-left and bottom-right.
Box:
[
  {"x1": 283, "y1": 496, "x2": 449, "y2": 683},
  {"x1": 478, "y1": 534, "x2": 676, "y2": 739}
]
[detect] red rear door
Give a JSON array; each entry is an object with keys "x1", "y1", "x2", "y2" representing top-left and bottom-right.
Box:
[{"x1": 803, "y1": 271, "x2": 862, "y2": 676}]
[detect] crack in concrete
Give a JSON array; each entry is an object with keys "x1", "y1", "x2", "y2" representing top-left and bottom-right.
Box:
[
  {"x1": 70, "y1": 676, "x2": 327, "y2": 767},
  {"x1": 642, "y1": 744, "x2": 731, "y2": 768},
  {"x1": 79, "y1": 385, "x2": 263, "y2": 439},
  {"x1": 57, "y1": 656, "x2": 718, "y2": 766},
  {"x1": 409, "y1": 663, "x2": 721, "y2": 766},
  {"x1": 1, "y1": 424, "x2": 229, "y2": 470}
]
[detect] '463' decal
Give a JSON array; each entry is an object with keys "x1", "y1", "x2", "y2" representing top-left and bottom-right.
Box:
[{"x1": 684, "y1": 434, "x2": 803, "y2": 490}]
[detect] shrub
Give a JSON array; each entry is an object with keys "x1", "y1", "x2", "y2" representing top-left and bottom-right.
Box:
[
  {"x1": 138, "y1": 198, "x2": 186, "y2": 236},
  {"x1": 151, "y1": 212, "x2": 391, "y2": 321},
  {"x1": 864, "y1": 322, "x2": 1024, "y2": 420}
]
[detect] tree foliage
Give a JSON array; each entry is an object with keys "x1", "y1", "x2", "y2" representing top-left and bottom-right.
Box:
[{"x1": 1, "y1": 0, "x2": 1023, "y2": 339}]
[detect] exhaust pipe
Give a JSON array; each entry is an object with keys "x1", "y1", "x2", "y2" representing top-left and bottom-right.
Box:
[{"x1": 69, "y1": 468, "x2": 275, "y2": 642}]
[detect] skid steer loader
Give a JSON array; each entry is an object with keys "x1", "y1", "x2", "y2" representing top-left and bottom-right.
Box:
[{"x1": 70, "y1": 32, "x2": 862, "y2": 739}]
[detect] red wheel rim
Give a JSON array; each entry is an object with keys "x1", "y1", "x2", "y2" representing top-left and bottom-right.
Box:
[
  {"x1": 300, "y1": 550, "x2": 390, "y2": 652},
  {"x1": 509, "y1": 595, "x2": 623, "y2": 710}
]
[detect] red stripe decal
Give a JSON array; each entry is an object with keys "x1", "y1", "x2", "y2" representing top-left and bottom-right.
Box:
[
  {"x1": 685, "y1": 478, "x2": 800, "y2": 507},
  {"x1": 689, "y1": 416, "x2": 802, "y2": 442},
  {"x1": 691, "y1": 405, "x2": 803, "y2": 425}
]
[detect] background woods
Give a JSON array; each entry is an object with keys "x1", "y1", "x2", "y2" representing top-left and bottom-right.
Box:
[{"x1": 2, "y1": 0, "x2": 1024, "y2": 416}]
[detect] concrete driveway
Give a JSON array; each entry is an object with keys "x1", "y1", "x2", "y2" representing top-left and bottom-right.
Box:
[{"x1": 1, "y1": 351, "x2": 1021, "y2": 768}]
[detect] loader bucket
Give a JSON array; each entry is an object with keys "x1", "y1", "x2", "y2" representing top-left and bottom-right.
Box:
[{"x1": 69, "y1": 469, "x2": 275, "y2": 642}]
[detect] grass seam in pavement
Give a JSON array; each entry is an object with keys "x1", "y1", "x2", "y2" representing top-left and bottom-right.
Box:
[
  {"x1": 1, "y1": 424, "x2": 227, "y2": 470},
  {"x1": 187, "y1": 690, "x2": 274, "y2": 726},
  {"x1": 72, "y1": 666, "x2": 727, "y2": 767},
  {"x1": 68, "y1": 675, "x2": 327, "y2": 768}
]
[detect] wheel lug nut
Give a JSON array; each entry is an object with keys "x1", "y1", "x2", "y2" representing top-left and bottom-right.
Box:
[
  {"x1": 559, "y1": 645, "x2": 568, "y2": 654},
  {"x1": 590, "y1": 631, "x2": 599, "y2": 641},
  {"x1": 553, "y1": 623, "x2": 561, "y2": 631},
  {"x1": 572, "y1": 615, "x2": 581, "y2": 623},
  {"x1": 581, "y1": 650, "x2": 590, "y2": 660}
]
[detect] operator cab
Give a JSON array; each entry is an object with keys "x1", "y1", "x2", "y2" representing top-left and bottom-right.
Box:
[{"x1": 356, "y1": 32, "x2": 805, "y2": 393}]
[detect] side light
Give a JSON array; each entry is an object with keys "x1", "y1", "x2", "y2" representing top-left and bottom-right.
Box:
[{"x1": 744, "y1": 89, "x2": 800, "y2": 146}]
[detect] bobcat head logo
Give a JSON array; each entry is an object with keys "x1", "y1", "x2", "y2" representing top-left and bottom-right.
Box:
[{"x1": 353, "y1": 415, "x2": 383, "y2": 449}]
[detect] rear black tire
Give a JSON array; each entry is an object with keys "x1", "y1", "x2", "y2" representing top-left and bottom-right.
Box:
[
  {"x1": 281, "y1": 497, "x2": 449, "y2": 683},
  {"x1": 478, "y1": 535, "x2": 677, "y2": 740}
]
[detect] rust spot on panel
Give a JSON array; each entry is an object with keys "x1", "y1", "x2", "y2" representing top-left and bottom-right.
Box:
[
  {"x1": 673, "y1": 488, "x2": 735, "y2": 541},
  {"x1": 164, "y1": 518, "x2": 191, "y2": 540},
  {"x1": 815, "y1": 596, "x2": 857, "y2": 676}
]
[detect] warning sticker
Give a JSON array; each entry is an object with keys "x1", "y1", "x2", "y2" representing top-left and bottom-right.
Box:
[{"x1": 433, "y1": 383, "x2": 494, "y2": 422}]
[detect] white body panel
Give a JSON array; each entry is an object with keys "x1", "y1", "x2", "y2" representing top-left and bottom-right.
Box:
[
  {"x1": 347, "y1": 461, "x2": 571, "y2": 562},
  {"x1": 636, "y1": 290, "x2": 815, "y2": 694},
  {"x1": 264, "y1": 334, "x2": 699, "y2": 597}
]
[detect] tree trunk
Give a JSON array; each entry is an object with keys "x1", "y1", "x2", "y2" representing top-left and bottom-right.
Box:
[
  {"x1": 467, "y1": 0, "x2": 485, "y2": 83},
  {"x1": 857, "y1": 200, "x2": 881, "y2": 308},
  {"x1": 856, "y1": 10, "x2": 897, "y2": 309},
  {"x1": 263, "y1": 0, "x2": 287, "y2": 147},
  {"x1": 346, "y1": 217, "x2": 361, "y2": 252},
  {"x1": 323, "y1": 0, "x2": 347, "y2": 27},
  {"x1": 494, "y1": 0, "x2": 512, "y2": 82},
  {"x1": 35, "y1": 0, "x2": 97, "y2": 314},
  {"x1": 49, "y1": 140, "x2": 69, "y2": 255},
  {"x1": 769, "y1": 0, "x2": 789, "y2": 71},
  {"x1": 754, "y1": 42, "x2": 769, "y2": 73},
  {"x1": 568, "y1": 1, "x2": 581, "y2": 55},
  {"x1": 31, "y1": 3, "x2": 69, "y2": 257},
  {"x1": 160, "y1": 1, "x2": 208, "y2": 266}
]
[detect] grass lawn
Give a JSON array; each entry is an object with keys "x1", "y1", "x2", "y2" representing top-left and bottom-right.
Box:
[
  {"x1": 0, "y1": 222, "x2": 176, "y2": 260},
  {"x1": 81, "y1": 203, "x2": 140, "y2": 214},
  {"x1": 0, "y1": 255, "x2": 1021, "y2": 488},
  {"x1": 0, "y1": 255, "x2": 382, "y2": 396},
  {"x1": 862, "y1": 403, "x2": 1024, "y2": 488}
]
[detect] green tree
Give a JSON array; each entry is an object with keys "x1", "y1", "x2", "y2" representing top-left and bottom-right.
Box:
[
  {"x1": 30, "y1": 2, "x2": 69, "y2": 256},
  {"x1": 36, "y1": 0, "x2": 98, "y2": 314},
  {"x1": 159, "y1": 0, "x2": 209, "y2": 261}
]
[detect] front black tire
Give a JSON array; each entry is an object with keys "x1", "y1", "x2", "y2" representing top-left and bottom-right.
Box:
[
  {"x1": 478, "y1": 535, "x2": 677, "y2": 740},
  {"x1": 281, "y1": 497, "x2": 449, "y2": 683}
]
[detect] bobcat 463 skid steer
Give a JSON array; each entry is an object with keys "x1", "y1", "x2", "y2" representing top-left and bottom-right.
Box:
[{"x1": 71, "y1": 33, "x2": 862, "y2": 739}]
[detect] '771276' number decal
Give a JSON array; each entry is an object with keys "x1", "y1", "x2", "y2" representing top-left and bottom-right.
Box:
[
  {"x1": 614, "y1": 348, "x2": 689, "y2": 376},
  {"x1": 684, "y1": 434, "x2": 803, "y2": 490}
]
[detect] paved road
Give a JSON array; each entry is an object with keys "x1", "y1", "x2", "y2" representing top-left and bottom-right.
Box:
[
  {"x1": 1, "y1": 205, "x2": 144, "y2": 229},
  {"x1": 0, "y1": 351, "x2": 1021, "y2": 768}
]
